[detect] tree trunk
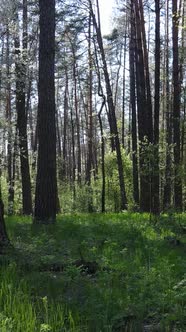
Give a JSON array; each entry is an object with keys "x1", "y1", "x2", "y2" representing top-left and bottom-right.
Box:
[
  {"x1": 172, "y1": 0, "x2": 182, "y2": 210},
  {"x1": 130, "y1": 0, "x2": 139, "y2": 206},
  {"x1": 0, "y1": 198, "x2": 9, "y2": 251},
  {"x1": 134, "y1": 0, "x2": 153, "y2": 212},
  {"x1": 98, "y1": 107, "x2": 106, "y2": 213},
  {"x1": 90, "y1": 0, "x2": 127, "y2": 210},
  {"x1": 122, "y1": 24, "x2": 127, "y2": 149},
  {"x1": 152, "y1": 0, "x2": 160, "y2": 214},
  {"x1": 61, "y1": 69, "x2": 68, "y2": 181},
  {"x1": 73, "y1": 57, "x2": 81, "y2": 185},
  {"x1": 34, "y1": 0, "x2": 57, "y2": 223},
  {"x1": 163, "y1": 0, "x2": 172, "y2": 210},
  {"x1": 14, "y1": 1, "x2": 32, "y2": 215},
  {"x1": 86, "y1": 15, "x2": 93, "y2": 187},
  {"x1": 6, "y1": 27, "x2": 14, "y2": 215}
]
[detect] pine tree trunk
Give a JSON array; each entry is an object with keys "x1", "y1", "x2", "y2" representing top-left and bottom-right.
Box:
[
  {"x1": 34, "y1": 0, "x2": 57, "y2": 223},
  {"x1": 172, "y1": 0, "x2": 182, "y2": 210},
  {"x1": 90, "y1": 1, "x2": 127, "y2": 210},
  {"x1": 134, "y1": 0, "x2": 153, "y2": 212},
  {"x1": 122, "y1": 25, "x2": 127, "y2": 149},
  {"x1": 15, "y1": 1, "x2": 32, "y2": 215},
  {"x1": 152, "y1": 0, "x2": 160, "y2": 214},
  {"x1": 6, "y1": 27, "x2": 14, "y2": 215},
  {"x1": 130, "y1": 0, "x2": 139, "y2": 206},
  {"x1": 163, "y1": 0, "x2": 172, "y2": 210}
]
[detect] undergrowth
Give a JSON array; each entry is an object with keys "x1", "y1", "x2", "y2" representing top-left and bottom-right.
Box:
[{"x1": 0, "y1": 213, "x2": 185, "y2": 331}]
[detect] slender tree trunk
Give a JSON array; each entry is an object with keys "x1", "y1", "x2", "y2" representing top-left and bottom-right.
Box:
[
  {"x1": 61, "y1": 69, "x2": 68, "y2": 181},
  {"x1": 134, "y1": 0, "x2": 153, "y2": 212},
  {"x1": 90, "y1": 0, "x2": 127, "y2": 210},
  {"x1": 27, "y1": 71, "x2": 35, "y2": 152},
  {"x1": 85, "y1": 13, "x2": 94, "y2": 211},
  {"x1": 122, "y1": 25, "x2": 127, "y2": 149},
  {"x1": 15, "y1": 1, "x2": 32, "y2": 215},
  {"x1": 130, "y1": 0, "x2": 139, "y2": 206},
  {"x1": 86, "y1": 13, "x2": 93, "y2": 186},
  {"x1": 98, "y1": 106, "x2": 106, "y2": 213},
  {"x1": 163, "y1": 0, "x2": 172, "y2": 209},
  {"x1": 0, "y1": 197, "x2": 9, "y2": 251},
  {"x1": 6, "y1": 27, "x2": 14, "y2": 215},
  {"x1": 138, "y1": 0, "x2": 153, "y2": 143},
  {"x1": 172, "y1": 0, "x2": 182, "y2": 210},
  {"x1": 152, "y1": 0, "x2": 160, "y2": 214},
  {"x1": 70, "y1": 99, "x2": 76, "y2": 199},
  {"x1": 73, "y1": 58, "x2": 81, "y2": 185}
]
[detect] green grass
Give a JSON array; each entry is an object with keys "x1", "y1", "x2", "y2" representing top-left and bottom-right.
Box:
[{"x1": 0, "y1": 213, "x2": 185, "y2": 331}]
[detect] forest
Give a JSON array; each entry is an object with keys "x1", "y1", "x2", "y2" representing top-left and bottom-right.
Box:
[{"x1": 0, "y1": 0, "x2": 185, "y2": 331}]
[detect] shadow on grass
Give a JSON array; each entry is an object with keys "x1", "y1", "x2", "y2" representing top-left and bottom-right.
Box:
[{"x1": 1, "y1": 213, "x2": 185, "y2": 331}]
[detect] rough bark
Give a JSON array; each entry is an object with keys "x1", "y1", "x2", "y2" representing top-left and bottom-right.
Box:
[{"x1": 34, "y1": 0, "x2": 57, "y2": 223}]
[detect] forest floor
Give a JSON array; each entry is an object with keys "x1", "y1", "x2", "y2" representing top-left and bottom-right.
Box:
[{"x1": 0, "y1": 213, "x2": 185, "y2": 331}]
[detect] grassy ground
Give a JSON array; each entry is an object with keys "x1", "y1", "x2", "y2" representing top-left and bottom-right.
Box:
[{"x1": 0, "y1": 213, "x2": 185, "y2": 331}]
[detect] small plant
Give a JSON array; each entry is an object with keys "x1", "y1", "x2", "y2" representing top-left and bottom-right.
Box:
[{"x1": 40, "y1": 324, "x2": 52, "y2": 332}]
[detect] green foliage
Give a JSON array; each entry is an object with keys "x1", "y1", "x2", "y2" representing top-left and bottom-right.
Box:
[
  {"x1": 104, "y1": 148, "x2": 133, "y2": 211},
  {"x1": 0, "y1": 213, "x2": 185, "y2": 331},
  {"x1": 1, "y1": 174, "x2": 24, "y2": 214},
  {"x1": 58, "y1": 148, "x2": 133, "y2": 213}
]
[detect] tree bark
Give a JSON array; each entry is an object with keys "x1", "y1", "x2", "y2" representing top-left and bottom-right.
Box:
[
  {"x1": 34, "y1": 0, "x2": 57, "y2": 223},
  {"x1": 6, "y1": 26, "x2": 14, "y2": 215},
  {"x1": 130, "y1": 0, "x2": 139, "y2": 206},
  {"x1": 163, "y1": 0, "x2": 172, "y2": 210},
  {"x1": 172, "y1": 0, "x2": 182, "y2": 210},
  {"x1": 15, "y1": 1, "x2": 32, "y2": 215},
  {"x1": 134, "y1": 0, "x2": 153, "y2": 212},
  {"x1": 152, "y1": 0, "x2": 160, "y2": 214}
]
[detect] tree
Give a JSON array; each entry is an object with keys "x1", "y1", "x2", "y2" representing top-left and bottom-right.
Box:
[
  {"x1": 90, "y1": 0, "x2": 127, "y2": 210},
  {"x1": 34, "y1": 0, "x2": 57, "y2": 223},
  {"x1": 130, "y1": 0, "x2": 139, "y2": 206},
  {"x1": 172, "y1": 0, "x2": 182, "y2": 210},
  {"x1": 14, "y1": 0, "x2": 32, "y2": 215},
  {"x1": 152, "y1": 0, "x2": 160, "y2": 214},
  {"x1": 134, "y1": 0, "x2": 153, "y2": 212},
  {"x1": 5, "y1": 25, "x2": 15, "y2": 215},
  {"x1": 163, "y1": 0, "x2": 172, "y2": 210}
]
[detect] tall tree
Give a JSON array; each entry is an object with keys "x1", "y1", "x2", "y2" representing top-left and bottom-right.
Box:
[
  {"x1": 85, "y1": 12, "x2": 93, "y2": 187},
  {"x1": 134, "y1": 0, "x2": 153, "y2": 212},
  {"x1": 6, "y1": 25, "x2": 14, "y2": 215},
  {"x1": 90, "y1": 0, "x2": 127, "y2": 210},
  {"x1": 172, "y1": 0, "x2": 182, "y2": 210},
  {"x1": 163, "y1": 0, "x2": 172, "y2": 210},
  {"x1": 152, "y1": 0, "x2": 160, "y2": 214},
  {"x1": 130, "y1": 0, "x2": 139, "y2": 206},
  {"x1": 15, "y1": 0, "x2": 32, "y2": 215},
  {"x1": 34, "y1": 0, "x2": 57, "y2": 223}
]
